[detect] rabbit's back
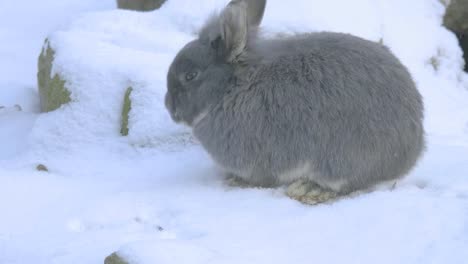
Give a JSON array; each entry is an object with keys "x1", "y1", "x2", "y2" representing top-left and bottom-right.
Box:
[{"x1": 194, "y1": 32, "x2": 425, "y2": 191}]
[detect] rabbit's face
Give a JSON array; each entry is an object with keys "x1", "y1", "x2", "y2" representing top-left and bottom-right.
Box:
[
  {"x1": 165, "y1": 40, "x2": 232, "y2": 127},
  {"x1": 166, "y1": 0, "x2": 266, "y2": 127}
]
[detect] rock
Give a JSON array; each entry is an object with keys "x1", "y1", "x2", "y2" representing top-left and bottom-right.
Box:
[
  {"x1": 36, "y1": 38, "x2": 137, "y2": 136},
  {"x1": 37, "y1": 40, "x2": 71, "y2": 112},
  {"x1": 117, "y1": 0, "x2": 166, "y2": 11},
  {"x1": 120, "y1": 87, "x2": 133, "y2": 136},
  {"x1": 104, "y1": 252, "x2": 130, "y2": 264},
  {"x1": 443, "y1": 0, "x2": 468, "y2": 33},
  {"x1": 443, "y1": 0, "x2": 468, "y2": 71},
  {"x1": 35, "y1": 11, "x2": 190, "y2": 147},
  {"x1": 460, "y1": 34, "x2": 468, "y2": 72},
  {"x1": 36, "y1": 164, "x2": 49, "y2": 172}
]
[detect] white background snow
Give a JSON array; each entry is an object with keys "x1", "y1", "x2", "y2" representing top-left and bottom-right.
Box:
[{"x1": 1, "y1": 0, "x2": 468, "y2": 263}]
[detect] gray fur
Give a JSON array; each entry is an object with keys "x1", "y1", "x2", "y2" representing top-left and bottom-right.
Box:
[{"x1": 165, "y1": 0, "x2": 425, "y2": 193}]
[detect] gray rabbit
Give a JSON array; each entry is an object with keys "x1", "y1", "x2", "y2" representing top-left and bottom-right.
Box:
[{"x1": 165, "y1": 0, "x2": 425, "y2": 204}]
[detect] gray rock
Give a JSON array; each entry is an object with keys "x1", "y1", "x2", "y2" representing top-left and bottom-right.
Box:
[
  {"x1": 37, "y1": 40, "x2": 71, "y2": 112},
  {"x1": 36, "y1": 164, "x2": 49, "y2": 172},
  {"x1": 459, "y1": 34, "x2": 468, "y2": 71},
  {"x1": 104, "y1": 252, "x2": 130, "y2": 264},
  {"x1": 444, "y1": 0, "x2": 468, "y2": 33},
  {"x1": 443, "y1": 0, "x2": 468, "y2": 71},
  {"x1": 117, "y1": 0, "x2": 166, "y2": 11}
]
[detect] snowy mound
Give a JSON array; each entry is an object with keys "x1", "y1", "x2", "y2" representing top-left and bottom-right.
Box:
[{"x1": 36, "y1": 10, "x2": 196, "y2": 149}]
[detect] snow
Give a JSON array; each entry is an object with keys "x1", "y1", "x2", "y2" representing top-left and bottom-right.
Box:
[{"x1": 1, "y1": 0, "x2": 468, "y2": 263}]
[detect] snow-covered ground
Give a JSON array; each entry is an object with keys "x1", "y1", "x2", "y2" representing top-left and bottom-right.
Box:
[{"x1": 1, "y1": 0, "x2": 468, "y2": 263}]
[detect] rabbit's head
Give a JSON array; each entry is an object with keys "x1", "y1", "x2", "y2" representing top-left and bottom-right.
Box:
[{"x1": 165, "y1": 0, "x2": 266, "y2": 126}]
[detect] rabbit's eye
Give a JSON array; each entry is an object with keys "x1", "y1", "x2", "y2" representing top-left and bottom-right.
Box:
[{"x1": 185, "y1": 71, "x2": 198, "y2": 82}]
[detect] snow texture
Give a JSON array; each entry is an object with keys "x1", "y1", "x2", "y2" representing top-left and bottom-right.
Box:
[{"x1": 1, "y1": 0, "x2": 468, "y2": 263}]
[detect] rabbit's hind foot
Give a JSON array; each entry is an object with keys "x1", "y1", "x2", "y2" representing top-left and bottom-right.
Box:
[
  {"x1": 286, "y1": 179, "x2": 338, "y2": 205},
  {"x1": 225, "y1": 174, "x2": 251, "y2": 188}
]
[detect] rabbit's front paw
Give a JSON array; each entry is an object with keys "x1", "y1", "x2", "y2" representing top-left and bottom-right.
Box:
[{"x1": 286, "y1": 179, "x2": 338, "y2": 205}]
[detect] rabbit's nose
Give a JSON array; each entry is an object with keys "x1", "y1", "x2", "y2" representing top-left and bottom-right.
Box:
[{"x1": 165, "y1": 93, "x2": 182, "y2": 121}]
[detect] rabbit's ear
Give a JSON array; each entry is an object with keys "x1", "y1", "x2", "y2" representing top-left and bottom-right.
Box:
[
  {"x1": 219, "y1": 0, "x2": 266, "y2": 62},
  {"x1": 243, "y1": 0, "x2": 266, "y2": 27}
]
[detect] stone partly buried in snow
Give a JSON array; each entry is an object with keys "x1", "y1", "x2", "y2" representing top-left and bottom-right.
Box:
[
  {"x1": 444, "y1": 0, "x2": 468, "y2": 33},
  {"x1": 117, "y1": 0, "x2": 167, "y2": 11},
  {"x1": 120, "y1": 87, "x2": 133, "y2": 136},
  {"x1": 443, "y1": 0, "x2": 468, "y2": 71},
  {"x1": 35, "y1": 11, "x2": 191, "y2": 145},
  {"x1": 104, "y1": 252, "x2": 130, "y2": 264},
  {"x1": 37, "y1": 40, "x2": 133, "y2": 136},
  {"x1": 37, "y1": 40, "x2": 71, "y2": 112}
]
